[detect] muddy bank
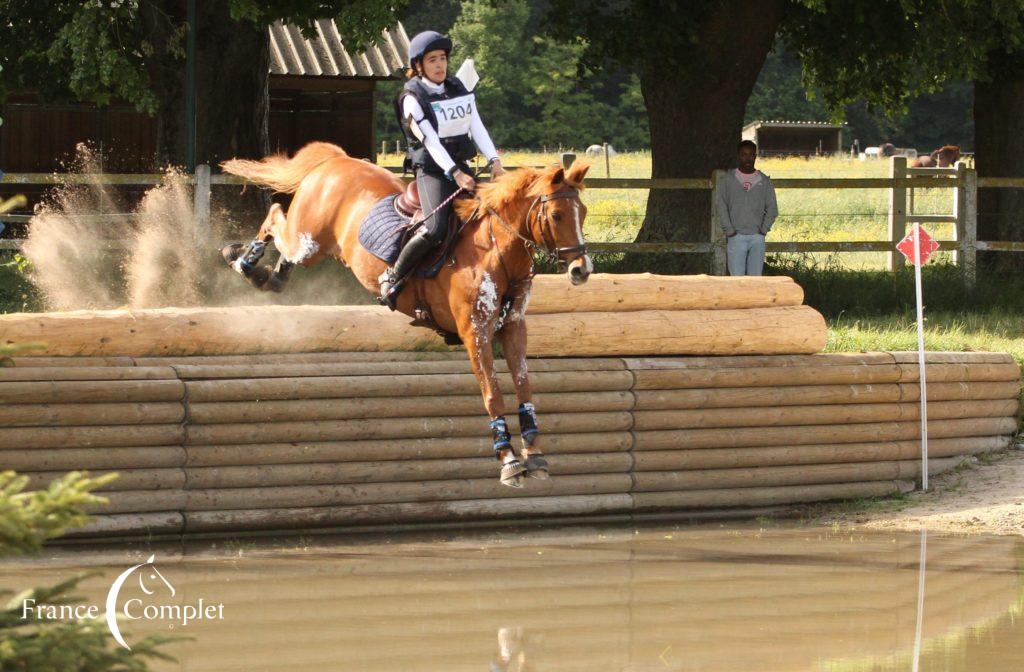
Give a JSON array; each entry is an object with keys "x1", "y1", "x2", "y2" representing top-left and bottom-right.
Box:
[{"x1": 808, "y1": 447, "x2": 1024, "y2": 535}]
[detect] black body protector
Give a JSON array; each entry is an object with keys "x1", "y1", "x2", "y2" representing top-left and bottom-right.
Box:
[{"x1": 394, "y1": 76, "x2": 477, "y2": 175}]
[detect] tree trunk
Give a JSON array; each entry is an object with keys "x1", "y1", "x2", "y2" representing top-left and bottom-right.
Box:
[
  {"x1": 634, "y1": 0, "x2": 783, "y2": 273},
  {"x1": 974, "y1": 52, "x2": 1024, "y2": 274},
  {"x1": 139, "y1": 0, "x2": 188, "y2": 168},
  {"x1": 140, "y1": 0, "x2": 269, "y2": 170},
  {"x1": 193, "y1": 2, "x2": 270, "y2": 168}
]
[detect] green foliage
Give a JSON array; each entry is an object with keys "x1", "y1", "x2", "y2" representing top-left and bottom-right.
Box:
[
  {"x1": 0, "y1": 0, "x2": 406, "y2": 112},
  {"x1": 0, "y1": 471, "x2": 182, "y2": 670},
  {"x1": 786, "y1": 0, "x2": 1024, "y2": 116},
  {"x1": 768, "y1": 257, "x2": 1024, "y2": 318},
  {"x1": 543, "y1": 0, "x2": 717, "y2": 74},
  {"x1": 229, "y1": 0, "x2": 408, "y2": 49},
  {"x1": 0, "y1": 252, "x2": 41, "y2": 315},
  {"x1": 378, "y1": 0, "x2": 649, "y2": 151},
  {"x1": 0, "y1": 1, "x2": 160, "y2": 112},
  {"x1": 746, "y1": 46, "x2": 975, "y2": 150},
  {"x1": 843, "y1": 81, "x2": 974, "y2": 151},
  {"x1": 1, "y1": 570, "x2": 181, "y2": 672},
  {"x1": 745, "y1": 45, "x2": 833, "y2": 124},
  {"x1": 0, "y1": 471, "x2": 118, "y2": 555},
  {"x1": 397, "y1": 0, "x2": 461, "y2": 35},
  {"x1": 49, "y1": 2, "x2": 160, "y2": 114}
]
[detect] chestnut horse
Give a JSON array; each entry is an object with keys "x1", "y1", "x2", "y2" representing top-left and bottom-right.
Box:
[
  {"x1": 220, "y1": 142, "x2": 592, "y2": 487},
  {"x1": 912, "y1": 145, "x2": 961, "y2": 168}
]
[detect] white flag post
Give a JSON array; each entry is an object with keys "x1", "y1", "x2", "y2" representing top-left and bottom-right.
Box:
[
  {"x1": 898, "y1": 223, "x2": 937, "y2": 491},
  {"x1": 912, "y1": 223, "x2": 929, "y2": 491}
]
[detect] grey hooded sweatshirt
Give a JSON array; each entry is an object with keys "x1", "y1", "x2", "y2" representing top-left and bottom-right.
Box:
[{"x1": 716, "y1": 169, "x2": 779, "y2": 236}]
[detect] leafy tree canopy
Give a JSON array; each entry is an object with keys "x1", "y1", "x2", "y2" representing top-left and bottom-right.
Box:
[
  {"x1": 0, "y1": 0, "x2": 406, "y2": 113},
  {"x1": 377, "y1": 0, "x2": 648, "y2": 151}
]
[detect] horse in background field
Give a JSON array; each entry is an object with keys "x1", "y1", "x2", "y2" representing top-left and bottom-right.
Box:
[
  {"x1": 219, "y1": 142, "x2": 593, "y2": 488},
  {"x1": 913, "y1": 145, "x2": 961, "y2": 168}
]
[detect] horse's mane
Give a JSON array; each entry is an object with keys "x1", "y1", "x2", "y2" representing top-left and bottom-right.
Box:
[{"x1": 455, "y1": 163, "x2": 589, "y2": 220}]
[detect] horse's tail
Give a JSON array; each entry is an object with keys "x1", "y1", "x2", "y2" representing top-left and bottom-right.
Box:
[{"x1": 220, "y1": 142, "x2": 347, "y2": 194}]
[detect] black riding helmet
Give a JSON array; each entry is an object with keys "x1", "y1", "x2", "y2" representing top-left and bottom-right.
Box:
[{"x1": 407, "y1": 30, "x2": 452, "y2": 69}]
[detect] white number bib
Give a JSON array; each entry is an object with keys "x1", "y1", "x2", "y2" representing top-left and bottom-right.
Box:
[{"x1": 430, "y1": 94, "x2": 474, "y2": 138}]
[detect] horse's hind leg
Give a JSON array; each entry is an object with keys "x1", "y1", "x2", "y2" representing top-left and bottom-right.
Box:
[
  {"x1": 222, "y1": 203, "x2": 289, "y2": 291},
  {"x1": 264, "y1": 256, "x2": 294, "y2": 292}
]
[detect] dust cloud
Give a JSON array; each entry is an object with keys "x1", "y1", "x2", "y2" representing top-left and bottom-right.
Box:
[{"x1": 20, "y1": 144, "x2": 370, "y2": 311}]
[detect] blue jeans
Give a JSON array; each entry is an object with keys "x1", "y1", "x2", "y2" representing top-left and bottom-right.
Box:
[{"x1": 726, "y1": 233, "x2": 766, "y2": 276}]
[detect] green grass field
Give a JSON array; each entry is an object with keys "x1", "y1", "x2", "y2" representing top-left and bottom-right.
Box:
[
  {"x1": 380, "y1": 152, "x2": 1021, "y2": 370},
  {"x1": 4, "y1": 153, "x2": 1021, "y2": 372},
  {"x1": 380, "y1": 151, "x2": 958, "y2": 270}
]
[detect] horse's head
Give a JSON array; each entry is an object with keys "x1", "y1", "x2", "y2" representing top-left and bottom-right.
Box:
[
  {"x1": 527, "y1": 161, "x2": 592, "y2": 285},
  {"x1": 938, "y1": 145, "x2": 961, "y2": 167}
]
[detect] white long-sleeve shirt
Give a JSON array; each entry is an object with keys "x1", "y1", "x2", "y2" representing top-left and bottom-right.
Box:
[{"x1": 402, "y1": 77, "x2": 498, "y2": 174}]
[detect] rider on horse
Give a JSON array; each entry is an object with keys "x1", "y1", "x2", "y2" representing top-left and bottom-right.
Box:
[{"x1": 378, "y1": 30, "x2": 506, "y2": 307}]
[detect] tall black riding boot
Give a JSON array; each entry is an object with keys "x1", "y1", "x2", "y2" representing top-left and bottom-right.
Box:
[{"x1": 378, "y1": 228, "x2": 437, "y2": 309}]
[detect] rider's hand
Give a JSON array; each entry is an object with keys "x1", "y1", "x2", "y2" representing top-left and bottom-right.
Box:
[
  {"x1": 454, "y1": 169, "x2": 477, "y2": 192},
  {"x1": 490, "y1": 160, "x2": 506, "y2": 178}
]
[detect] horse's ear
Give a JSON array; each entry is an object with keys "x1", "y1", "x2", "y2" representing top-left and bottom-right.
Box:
[
  {"x1": 550, "y1": 167, "x2": 565, "y2": 186},
  {"x1": 567, "y1": 161, "x2": 591, "y2": 185}
]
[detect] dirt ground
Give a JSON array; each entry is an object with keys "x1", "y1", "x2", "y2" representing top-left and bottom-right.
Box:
[{"x1": 812, "y1": 447, "x2": 1024, "y2": 536}]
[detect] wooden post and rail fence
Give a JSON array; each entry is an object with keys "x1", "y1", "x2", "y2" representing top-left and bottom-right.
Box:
[{"x1": 2, "y1": 156, "x2": 1022, "y2": 288}]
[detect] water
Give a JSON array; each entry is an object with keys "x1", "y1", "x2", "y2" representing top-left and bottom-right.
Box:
[{"x1": 2, "y1": 522, "x2": 1021, "y2": 671}]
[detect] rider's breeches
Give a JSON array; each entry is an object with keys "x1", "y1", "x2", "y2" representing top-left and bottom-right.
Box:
[{"x1": 416, "y1": 168, "x2": 459, "y2": 244}]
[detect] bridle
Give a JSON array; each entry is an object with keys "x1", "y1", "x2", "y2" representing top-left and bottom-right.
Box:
[
  {"x1": 485, "y1": 185, "x2": 588, "y2": 273},
  {"x1": 527, "y1": 187, "x2": 589, "y2": 264}
]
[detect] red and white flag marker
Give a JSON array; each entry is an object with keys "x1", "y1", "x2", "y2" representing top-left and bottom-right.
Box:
[{"x1": 897, "y1": 224, "x2": 939, "y2": 490}]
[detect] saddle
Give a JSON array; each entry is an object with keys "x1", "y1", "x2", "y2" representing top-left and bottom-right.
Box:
[
  {"x1": 359, "y1": 182, "x2": 491, "y2": 347},
  {"x1": 357, "y1": 180, "x2": 470, "y2": 280}
]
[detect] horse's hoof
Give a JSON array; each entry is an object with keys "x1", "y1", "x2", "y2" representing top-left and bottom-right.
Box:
[
  {"x1": 523, "y1": 453, "x2": 549, "y2": 480},
  {"x1": 248, "y1": 265, "x2": 273, "y2": 289},
  {"x1": 264, "y1": 273, "x2": 286, "y2": 293},
  {"x1": 500, "y1": 459, "x2": 526, "y2": 488},
  {"x1": 221, "y1": 243, "x2": 243, "y2": 264}
]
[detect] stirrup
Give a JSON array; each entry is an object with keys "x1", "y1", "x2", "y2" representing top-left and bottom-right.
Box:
[{"x1": 377, "y1": 268, "x2": 403, "y2": 310}]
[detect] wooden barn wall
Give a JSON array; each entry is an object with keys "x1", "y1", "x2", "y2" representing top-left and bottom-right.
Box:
[
  {"x1": 0, "y1": 95, "x2": 158, "y2": 173},
  {"x1": 756, "y1": 129, "x2": 842, "y2": 156},
  {"x1": 0, "y1": 77, "x2": 379, "y2": 175},
  {"x1": 269, "y1": 77, "x2": 375, "y2": 160}
]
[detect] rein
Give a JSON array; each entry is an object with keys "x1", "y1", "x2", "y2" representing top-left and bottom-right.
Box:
[{"x1": 409, "y1": 185, "x2": 466, "y2": 229}]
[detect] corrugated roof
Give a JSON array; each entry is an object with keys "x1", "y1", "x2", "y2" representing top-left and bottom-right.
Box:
[
  {"x1": 743, "y1": 120, "x2": 846, "y2": 131},
  {"x1": 268, "y1": 19, "x2": 409, "y2": 78}
]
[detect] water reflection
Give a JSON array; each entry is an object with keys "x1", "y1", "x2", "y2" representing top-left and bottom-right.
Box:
[{"x1": 1, "y1": 523, "x2": 1021, "y2": 671}]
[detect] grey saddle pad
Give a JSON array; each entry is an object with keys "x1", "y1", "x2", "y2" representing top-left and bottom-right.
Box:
[{"x1": 358, "y1": 194, "x2": 410, "y2": 264}]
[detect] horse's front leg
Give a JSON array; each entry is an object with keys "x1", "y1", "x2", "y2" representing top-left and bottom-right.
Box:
[
  {"x1": 456, "y1": 284, "x2": 525, "y2": 488},
  {"x1": 497, "y1": 302, "x2": 548, "y2": 480}
]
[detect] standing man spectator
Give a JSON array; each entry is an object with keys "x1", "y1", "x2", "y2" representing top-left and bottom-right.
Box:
[{"x1": 716, "y1": 140, "x2": 778, "y2": 276}]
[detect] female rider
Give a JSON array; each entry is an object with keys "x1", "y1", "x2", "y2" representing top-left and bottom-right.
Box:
[{"x1": 378, "y1": 30, "x2": 505, "y2": 306}]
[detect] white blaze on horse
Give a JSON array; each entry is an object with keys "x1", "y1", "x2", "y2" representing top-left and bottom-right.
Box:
[{"x1": 220, "y1": 142, "x2": 592, "y2": 487}]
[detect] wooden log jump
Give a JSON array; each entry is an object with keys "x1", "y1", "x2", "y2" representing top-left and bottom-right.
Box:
[
  {"x1": 0, "y1": 272, "x2": 1016, "y2": 538},
  {"x1": 0, "y1": 350, "x2": 1018, "y2": 538}
]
